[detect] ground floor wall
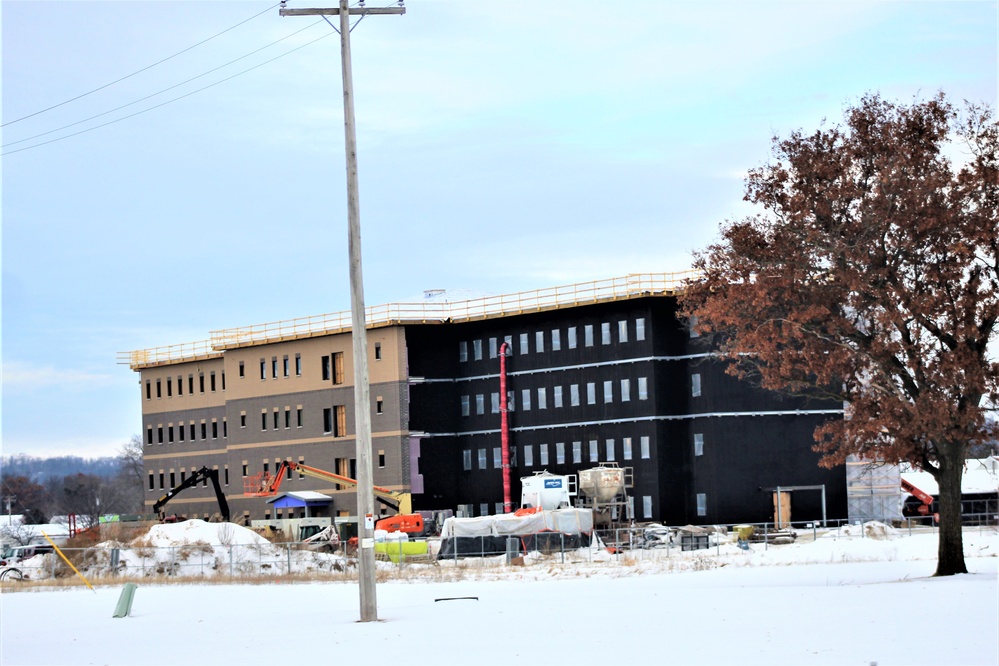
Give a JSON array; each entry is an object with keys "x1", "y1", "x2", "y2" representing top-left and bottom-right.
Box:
[
  {"x1": 411, "y1": 414, "x2": 848, "y2": 526},
  {"x1": 687, "y1": 413, "x2": 848, "y2": 525},
  {"x1": 143, "y1": 433, "x2": 410, "y2": 523},
  {"x1": 142, "y1": 416, "x2": 848, "y2": 527}
]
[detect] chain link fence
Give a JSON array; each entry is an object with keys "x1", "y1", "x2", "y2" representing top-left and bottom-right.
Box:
[
  {"x1": 1, "y1": 540, "x2": 349, "y2": 583},
  {"x1": 2, "y1": 513, "x2": 996, "y2": 584}
]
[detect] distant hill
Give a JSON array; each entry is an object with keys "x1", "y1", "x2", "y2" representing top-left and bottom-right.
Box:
[{"x1": 0, "y1": 454, "x2": 122, "y2": 482}]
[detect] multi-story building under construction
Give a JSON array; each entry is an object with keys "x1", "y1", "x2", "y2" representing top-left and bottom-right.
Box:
[{"x1": 120, "y1": 273, "x2": 848, "y2": 527}]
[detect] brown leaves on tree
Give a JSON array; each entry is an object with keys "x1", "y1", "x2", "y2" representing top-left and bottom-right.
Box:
[{"x1": 679, "y1": 93, "x2": 998, "y2": 575}]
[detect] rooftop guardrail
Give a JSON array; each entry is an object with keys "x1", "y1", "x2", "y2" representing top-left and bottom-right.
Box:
[{"x1": 120, "y1": 271, "x2": 695, "y2": 368}]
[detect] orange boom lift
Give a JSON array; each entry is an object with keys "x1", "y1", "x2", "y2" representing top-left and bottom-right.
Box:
[{"x1": 244, "y1": 461, "x2": 423, "y2": 535}]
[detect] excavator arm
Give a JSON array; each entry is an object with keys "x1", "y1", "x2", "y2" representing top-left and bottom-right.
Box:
[{"x1": 153, "y1": 466, "x2": 230, "y2": 522}]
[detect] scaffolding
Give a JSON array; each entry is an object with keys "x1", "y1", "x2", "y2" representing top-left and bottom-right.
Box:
[{"x1": 846, "y1": 456, "x2": 902, "y2": 523}]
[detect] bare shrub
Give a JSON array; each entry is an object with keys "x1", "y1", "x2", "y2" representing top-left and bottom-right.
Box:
[
  {"x1": 176, "y1": 540, "x2": 214, "y2": 561},
  {"x1": 130, "y1": 537, "x2": 154, "y2": 558},
  {"x1": 691, "y1": 555, "x2": 717, "y2": 571},
  {"x1": 216, "y1": 523, "x2": 236, "y2": 547}
]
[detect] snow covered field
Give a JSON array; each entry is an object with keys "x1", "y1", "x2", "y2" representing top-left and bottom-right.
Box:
[{"x1": 1, "y1": 523, "x2": 997, "y2": 666}]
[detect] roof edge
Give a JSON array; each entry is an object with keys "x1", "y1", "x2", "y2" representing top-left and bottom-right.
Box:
[{"x1": 120, "y1": 271, "x2": 696, "y2": 369}]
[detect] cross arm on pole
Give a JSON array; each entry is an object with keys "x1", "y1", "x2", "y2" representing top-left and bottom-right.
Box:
[{"x1": 280, "y1": 7, "x2": 405, "y2": 16}]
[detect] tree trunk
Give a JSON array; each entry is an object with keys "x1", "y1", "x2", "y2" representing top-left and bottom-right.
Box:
[{"x1": 933, "y1": 450, "x2": 968, "y2": 576}]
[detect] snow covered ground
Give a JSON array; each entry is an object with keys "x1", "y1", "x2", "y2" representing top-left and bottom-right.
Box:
[{"x1": 1, "y1": 522, "x2": 996, "y2": 666}]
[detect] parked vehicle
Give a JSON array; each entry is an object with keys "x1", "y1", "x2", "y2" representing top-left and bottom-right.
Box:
[{"x1": 0, "y1": 543, "x2": 54, "y2": 566}]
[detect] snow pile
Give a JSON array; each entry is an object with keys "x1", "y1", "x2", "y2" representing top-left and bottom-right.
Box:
[
  {"x1": 78, "y1": 520, "x2": 353, "y2": 578},
  {"x1": 821, "y1": 520, "x2": 899, "y2": 540},
  {"x1": 139, "y1": 521, "x2": 269, "y2": 548}
]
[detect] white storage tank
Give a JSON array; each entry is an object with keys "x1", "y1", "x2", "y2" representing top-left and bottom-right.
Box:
[
  {"x1": 520, "y1": 472, "x2": 577, "y2": 510},
  {"x1": 578, "y1": 466, "x2": 627, "y2": 502}
]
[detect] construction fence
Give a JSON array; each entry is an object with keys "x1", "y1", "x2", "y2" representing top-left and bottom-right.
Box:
[{"x1": 2, "y1": 514, "x2": 995, "y2": 584}]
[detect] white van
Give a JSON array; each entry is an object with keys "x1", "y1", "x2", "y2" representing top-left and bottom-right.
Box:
[{"x1": 0, "y1": 544, "x2": 54, "y2": 566}]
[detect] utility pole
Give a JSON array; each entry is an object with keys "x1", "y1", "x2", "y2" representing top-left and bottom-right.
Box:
[{"x1": 280, "y1": 0, "x2": 405, "y2": 623}]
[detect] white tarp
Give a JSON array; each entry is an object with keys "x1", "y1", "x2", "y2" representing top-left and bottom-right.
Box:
[{"x1": 440, "y1": 508, "x2": 593, "y2": 538}]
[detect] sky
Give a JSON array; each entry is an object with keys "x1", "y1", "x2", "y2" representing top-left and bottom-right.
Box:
[
  {"x1": 1, "y1": 1, "x2": 997, "y2": 459},
  {"x1": 0, "y1": 520, "x2": 997, "y2": 665}
]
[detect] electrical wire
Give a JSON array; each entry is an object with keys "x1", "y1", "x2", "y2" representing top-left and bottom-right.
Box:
[
  {"x1": 1, "y1": 3, "x2": 281, "y2": 128},
  {"x1": 2, "y1": 0, "x2": 402, "y2": 156},
  {"x1": 2, "y1": 20, "x2": 325, "y2": 149},
  {"x1": 1, "y1": 30, "x2": 335, "y2": 157}
]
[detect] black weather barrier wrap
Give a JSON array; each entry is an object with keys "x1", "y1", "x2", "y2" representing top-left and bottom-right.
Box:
[
  {"x1": 521, "y1": 531, "x2": 591, "y2": 552},
  {"x1": 437, "y1": 532, "x2": 593, "y2": 560}
]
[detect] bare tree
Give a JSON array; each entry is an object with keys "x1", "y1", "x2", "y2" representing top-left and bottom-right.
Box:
[{"x1": 115, "y1": 435, "x2": 145, "y2": 513}]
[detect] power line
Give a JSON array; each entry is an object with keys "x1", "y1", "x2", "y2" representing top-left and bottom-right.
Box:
[
  {"x1": 2, "y1": 20, "x2": 325, "y2": 149},
  {"x1": 1, "y1": 30, "x2": 336, "y2": 157},
  {"x1": 2, "y1": 3, "x2": 280, "y2": 128}
]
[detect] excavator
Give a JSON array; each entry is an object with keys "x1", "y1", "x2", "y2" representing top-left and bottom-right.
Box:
[
  {"x1": 244, "y1": 461, "x2": 426, "y2": 536},
  {"x1": 153, "y1": 466, "x2": 230, "y2": 523}
]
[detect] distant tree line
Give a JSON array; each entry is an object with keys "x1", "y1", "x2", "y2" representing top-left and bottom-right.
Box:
[
  {"x1": 0, "y1": 436, "x2": 144, "y2": 526},
  {"x1": 1, "y1": 454, "x2": 123, "y2": 482}
]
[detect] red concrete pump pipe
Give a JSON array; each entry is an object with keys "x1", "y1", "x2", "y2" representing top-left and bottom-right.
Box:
[{"x1": 499, "y1": 341, "x2": 512, "y2": 513}]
